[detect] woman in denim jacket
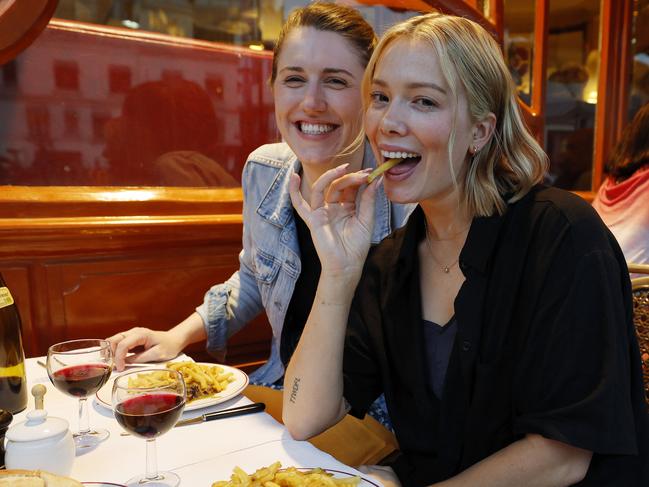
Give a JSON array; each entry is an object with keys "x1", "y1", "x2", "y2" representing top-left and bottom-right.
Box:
[
  {"x1": 199, "y1": 141, "x2": 411, "y2": 385},
  {"x1": 108, "y1": 2, "x2": 412, "y2": 444}
]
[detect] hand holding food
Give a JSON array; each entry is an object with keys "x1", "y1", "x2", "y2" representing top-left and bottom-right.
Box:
[
  {"x1": 366, "y1": 158, "x2": 401, "y2": 183},
  {"x1": 289, "y1": 165, "x2": 379, "y2": 278}
]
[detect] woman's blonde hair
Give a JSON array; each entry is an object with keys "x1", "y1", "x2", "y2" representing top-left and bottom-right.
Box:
[{"x1": 362, "y1": 13, "x2": 547, "y2": 216}]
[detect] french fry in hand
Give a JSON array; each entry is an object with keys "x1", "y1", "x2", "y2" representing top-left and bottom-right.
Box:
[{"x1": 367, "y1": 158, "x2": 401, "y2": 183}]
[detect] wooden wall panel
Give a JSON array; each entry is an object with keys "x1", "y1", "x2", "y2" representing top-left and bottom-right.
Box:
[
  {"x1": 43, "y1": 247, "x2": 269, "y2": 363},
  {"x1": 1, "y1": 243, "x2": 272, "y2": 367},
  {"x1": 0, "y1": 188, "x2": 272, "y2": 371}
]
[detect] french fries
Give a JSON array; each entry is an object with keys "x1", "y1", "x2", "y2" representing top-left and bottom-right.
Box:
[
  {"x1": 212, "y1": 462, "x2": 361, "y2": 487},
  {"x1": 366, "y1": 158, "x2": 402, "y2": 183},
  {"x1": 127, "y1": 362, "x2": 235, "y2": 402}
]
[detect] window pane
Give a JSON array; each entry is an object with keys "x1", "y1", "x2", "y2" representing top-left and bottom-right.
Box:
[
  {"x1": 0, "y1": 0, "x2": 422, "y2": 187},
  {"x1": 503, "y1": 0, "x2": 535, "y2": 106},
  {"x1": 545, "y1": 0, "x2": 601, "y2": 191},
  {"x1": 52, "y1": 0, "x2": 425, "y2": 49},
  {"x1": 628, "y1": 0, "x2": 649, "y2": 120}
]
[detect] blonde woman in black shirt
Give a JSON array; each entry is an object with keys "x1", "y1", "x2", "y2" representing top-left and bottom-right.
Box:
[{"x1": 283, "y1": 12, "x2": 649, "y2": 487}]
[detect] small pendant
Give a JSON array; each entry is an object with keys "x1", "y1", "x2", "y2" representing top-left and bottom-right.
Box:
[{"x1": 443, "y1": 266, "x2": 450, "y2": 273}]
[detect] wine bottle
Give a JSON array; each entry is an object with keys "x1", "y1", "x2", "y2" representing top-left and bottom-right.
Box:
[{"x1": 0, "y1": 273, "x2": 27, "y2": 414}]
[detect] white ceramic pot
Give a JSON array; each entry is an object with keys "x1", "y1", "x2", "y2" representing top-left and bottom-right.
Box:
[{"x1": 5, "y1": 408, "x2": 75, "y2": 475}]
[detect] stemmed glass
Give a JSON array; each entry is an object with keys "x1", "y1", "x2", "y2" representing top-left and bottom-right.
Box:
[
  {"x1": 112, "y1": 368, "x2": 186, "y2": 487},
  {"x1": 46, "y1": 339, "x2": 113, "y2": 449}
]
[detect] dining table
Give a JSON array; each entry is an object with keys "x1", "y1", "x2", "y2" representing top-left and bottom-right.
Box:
[{"x1": 11, "y1": 357, "x2": 379, "y2": 486}]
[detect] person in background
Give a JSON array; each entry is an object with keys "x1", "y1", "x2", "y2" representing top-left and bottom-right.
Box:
[
  {"x1": 592, "y1": 102, "x2": 649, "y2": 265},
  {"x1": 107, "y1": 2, "x2": 412, "y2": 463},
  {"x1": 103, "y1": 77, "x2": 239, "y2": 187},
  {"x1": 283, "y1": 12, "x2": 648, "y2": 486}
]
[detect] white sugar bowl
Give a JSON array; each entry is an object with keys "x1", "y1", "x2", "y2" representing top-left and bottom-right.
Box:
[{"x1": 5, "y1": 407, "x2": 75, "y2": 475}]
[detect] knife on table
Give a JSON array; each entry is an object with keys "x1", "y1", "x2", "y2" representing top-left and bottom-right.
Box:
[{"x1": 175, "y1": 402, "x2": 266, "y2": 427}]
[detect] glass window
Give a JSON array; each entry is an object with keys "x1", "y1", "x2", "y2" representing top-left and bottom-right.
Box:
[
  {"x1": 628, "y1": 0, "x2": 649, "y2": 121},
  {"x1": 52, "y1": 0, "x2": 426, "y2": 49},
  {"x1": 503, "y1": 0, "x2": 536, "y2": 106},
  {"x1": 544, "y1": 0, "x2": 601, "y2": 191},
  {"x1": 1, "y1": 0, "x2": 425, "y2": 187}
]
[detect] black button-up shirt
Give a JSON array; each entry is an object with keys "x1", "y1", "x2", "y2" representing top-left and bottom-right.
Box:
[{"x1": 343, "y1": 186, "x2": 648, "y2": 486}]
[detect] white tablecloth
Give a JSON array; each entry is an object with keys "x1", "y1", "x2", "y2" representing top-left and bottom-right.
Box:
[{"x1": 12, "y1": 358, "x2": 375, "y2": 486}]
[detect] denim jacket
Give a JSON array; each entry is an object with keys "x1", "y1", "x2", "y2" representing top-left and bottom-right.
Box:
[{"x1": 196, "y1": 142, "x2": 414, "y2": 384}]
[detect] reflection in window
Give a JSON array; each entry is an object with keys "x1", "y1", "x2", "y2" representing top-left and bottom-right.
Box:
[
  {"x1": 162, "y1": 69, "x2": 183, "y2": 81},
  {"x1": 27, "y1": 106, "x2": 51, "y2": 141},
  {"x1": 503, "y1": 0, "x2": 535, "y2": 106},
  {"x1": 109, "y1": 65, "x2": 132, "y2": 93},
  {"x1": 2, "y1": 1, "x2": 424, "y2": 187},
  {"x1": 64, "y1": 110, "x2": 79, "y2": 137},
  {"x1": 2, "y1": 61, "x2": 17, "y2": 87},
  {"x1": 204, "y1": 75, "x2": 224, "y2": 101},
  {"x1": 544, "y1": 0, "x2": 600, "y2": 191},
  {"x1": 628, "y1": 0, "x2": 649, "y2": 120},
  {"x1": 54, "y1": 60, "x2": 80, "y2": 91},
  {"x1": 92, "y1": 113, "x2": 110, "y2": 142}
]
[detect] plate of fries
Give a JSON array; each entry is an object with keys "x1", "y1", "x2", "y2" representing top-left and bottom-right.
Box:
[
  {"x1": 212, "y1": 462, "x2": 380, "y2": 487},
  {"x1": 95, "y1": 361, "x2": 248, "y2": 411}
]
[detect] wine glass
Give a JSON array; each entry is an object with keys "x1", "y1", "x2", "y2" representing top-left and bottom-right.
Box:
[
  {"x1": 112, "y1": 368, "x2": 186, "y2": 487},
  {"x1": 46, "y1": 339, "x2": 113, "y2": 449}
]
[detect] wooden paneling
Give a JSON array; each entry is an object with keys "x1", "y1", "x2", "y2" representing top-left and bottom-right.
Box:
[
  {"x1": 0, "y1": 187, "x2": 272, "y2": 369},
  {"x1": 592, "y1": 0, "x2": 634, "y2": 192}
]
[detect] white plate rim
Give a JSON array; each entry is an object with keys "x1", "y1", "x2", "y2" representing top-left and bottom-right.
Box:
[
  {"x1": 95, "y1": 362, "x2": 249, "y2": 411},
  {"x1": 286, "y1": 467, "x2": 380, "y2": 487}
]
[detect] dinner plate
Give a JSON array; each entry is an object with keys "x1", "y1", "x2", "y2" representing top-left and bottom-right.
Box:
[
  {"x1": 282, "y1": 468, "x2": 380, "y2": 487},
  {"x1": 95, "y1": 362, "x2": 249, "y2": 411}
]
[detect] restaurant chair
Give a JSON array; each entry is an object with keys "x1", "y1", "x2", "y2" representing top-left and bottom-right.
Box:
[
  {"x1": 628, "y1": 263, "x2": 649, "y2": 406},
  {"x1": 244, "y1": 385, "x2": 398, "y2": 466}
]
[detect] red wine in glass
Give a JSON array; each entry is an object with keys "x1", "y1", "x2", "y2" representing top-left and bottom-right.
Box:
[
  {"x1": 112, "y1": 368, "x2": 186, "y2": 487},
  {"x1": 49, "y1": 363, "x2": 111, "y2": 398},
  {"x1": 47, "y1": 339, "x2": 113, "y2": 449},
  {"x1": 114, "y1": 393, "x2": 184, "y2": 439}
]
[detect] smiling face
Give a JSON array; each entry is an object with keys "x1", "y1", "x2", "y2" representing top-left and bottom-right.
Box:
[
  {"x1": 272, "y1": 27, "x2": 367, "y2": 170},
  {"x1": 365, "y1": 37, "x2": 476, "y2": 205}
]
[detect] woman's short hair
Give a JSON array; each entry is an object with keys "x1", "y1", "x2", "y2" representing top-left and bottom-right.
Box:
[
  {"x1": 270, "y1": 2, "x2": 377, "y2": 85},
  {"x1": 362, "y1": 13, "x2": 548, "y2": 216},
  {"x1": 606, "y1": 103, "x2": 649, "y2": 181}
]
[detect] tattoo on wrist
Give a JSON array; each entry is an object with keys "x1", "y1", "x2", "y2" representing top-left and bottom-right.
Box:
[{"x1": 289, "y1": 377, "x2": 300, "y2": 403}]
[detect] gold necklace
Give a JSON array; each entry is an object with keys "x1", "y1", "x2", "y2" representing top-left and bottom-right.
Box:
[
  {"x1": 423, "y1": 222, "x2": 468, "y2": 274},
  {"x1": 424, "y1": 236, "x2": 459, "y2": 273}
]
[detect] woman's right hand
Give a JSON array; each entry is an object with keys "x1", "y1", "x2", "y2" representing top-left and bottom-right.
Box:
[
  {"x1": 107, "y1": 327, "x2": 184, "y2": 371},
  {"x1": 289, "y1": 164, "x2": 380, "y2": 278}
]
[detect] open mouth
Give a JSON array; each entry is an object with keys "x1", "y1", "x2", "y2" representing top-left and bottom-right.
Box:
[
  {"x1": 367, "y1": 151, "x2": 422, "y2": 183},
  {"x1": 297, "y1": 122, "x2": 337, "y2": 135}
]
